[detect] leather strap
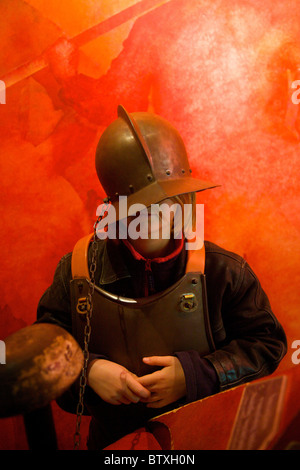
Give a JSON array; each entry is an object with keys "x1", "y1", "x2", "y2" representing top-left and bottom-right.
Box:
[
  {"x1": 71, "y1": 233, "x2": 93, "y2": 279},
  {"x1": 71, "y1": 235, "x2": 205, "y2": 279},
  {"x1": 185, "y1": 241, "x2": 205, "y2": 274}
]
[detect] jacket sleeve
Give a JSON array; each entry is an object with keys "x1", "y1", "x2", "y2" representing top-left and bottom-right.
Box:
[
  {"x1": 36, "y1": 253, "x2": 107, "y2": 365},
  {"x1": 35, "y1": 253, "x2": 109, "y2": 413},
  {"x1": 204, "y1": 259, "x2": 287, "y2": 391},
  {"x1": 36, "y1": 253, "x2": 73, "y2": 333},
  {"x1": 176, "y1": 248, "x2": 287, "y2": 402},
  {"x1": 204, "y1": 246, "x2": 288, "y2": 391}
]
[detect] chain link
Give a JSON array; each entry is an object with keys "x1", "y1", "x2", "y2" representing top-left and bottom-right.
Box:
[{"x1": 73, "y1": 201, "x2": 109, "y2": 450}]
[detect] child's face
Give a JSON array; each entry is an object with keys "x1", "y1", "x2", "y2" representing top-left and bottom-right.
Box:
[
  {"x1": 125, "y1": 198, "x2": 178, "y2": 239},
  {"x1": 123, "y1": 197, "x2": 180, "y2": 258}
]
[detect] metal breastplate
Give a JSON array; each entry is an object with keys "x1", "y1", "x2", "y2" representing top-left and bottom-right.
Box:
[{"x1": 70, "y1": 235, "x2": 215, "y2": 377}]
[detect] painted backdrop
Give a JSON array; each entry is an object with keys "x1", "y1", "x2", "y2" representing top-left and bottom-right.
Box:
[{"x1": 0, "y1": 0, "x2": 300, "y2": 449}]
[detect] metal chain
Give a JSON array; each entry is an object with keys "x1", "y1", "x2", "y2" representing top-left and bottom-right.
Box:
[{"x1": 73, "y1": 201, "x2": 109, "y2": 450}]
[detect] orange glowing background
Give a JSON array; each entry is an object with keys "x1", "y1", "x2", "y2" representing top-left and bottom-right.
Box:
[{"x1": 0, "y1": 0, "x2": 300, "y2": 449}]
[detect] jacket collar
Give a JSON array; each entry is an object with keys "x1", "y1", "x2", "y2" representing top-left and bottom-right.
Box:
[
  {"x1": 99, "y1": 239, "x2": 131, "y2": 285},
  {"x1": 99, "y1": 237, "x2": 185, "y2": 285},
  {"x1": 122, "y1": 237, "x2": 184, "y2": 263}
]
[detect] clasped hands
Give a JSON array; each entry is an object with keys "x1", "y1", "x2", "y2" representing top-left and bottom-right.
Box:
[{"x1": 87, "y1": 356, "x2": 186, "y2": 409}]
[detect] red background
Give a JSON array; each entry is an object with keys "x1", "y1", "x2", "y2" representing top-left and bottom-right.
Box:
[{"x1": 0, "y1": 0, "x2": 300, "y2": 449}]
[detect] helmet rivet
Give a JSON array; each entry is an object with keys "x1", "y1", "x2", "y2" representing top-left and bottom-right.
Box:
[
  {"x1": 166, "y1": 170, "x2": 171, "y2": 175},
  {"x1": 181, "y1": 169, "x2": 185, "y2": 174},
  {"x1": 189, "y1": 169, "x2": 192, "y2": 173},
  {"x1": 129, "y1": 184, "x2": 134, "y2": 193},
  {"x1": 115, "y1": 192, "x2": 119, "y2": 197},
  {"x1": 147, "y1": 174, "x2": 153, "y2": 181}
]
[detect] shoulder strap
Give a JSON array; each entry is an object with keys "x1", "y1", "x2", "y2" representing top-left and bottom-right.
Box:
[
  {"x1": 185, "y1": 242, "x2": 205, "y2": 274},
  {"x1": 71, "y1": 235, "x2": 206, "y2": 279},
  {"x1": 71, "y1": 233, "x2": 93, "y2": 279}
]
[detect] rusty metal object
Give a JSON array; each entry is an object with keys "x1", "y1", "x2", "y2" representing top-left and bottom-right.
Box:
[{"x1": 0, "y1": 323, "x2": 83, "y2": 418}]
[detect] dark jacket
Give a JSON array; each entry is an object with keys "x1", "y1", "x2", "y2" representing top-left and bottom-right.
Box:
[{"x1": 37, "y1": 238, "x2": 287, "y2": 404}]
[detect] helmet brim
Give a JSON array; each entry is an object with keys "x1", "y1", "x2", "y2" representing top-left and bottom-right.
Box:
[{"x1": 110, "y1": 177, "x2": 219, "y2": 221}]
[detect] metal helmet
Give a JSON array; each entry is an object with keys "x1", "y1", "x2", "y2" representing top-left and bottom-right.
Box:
[{"x1": 95, "y1": 105, "x2": 217, "y2": 219}]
